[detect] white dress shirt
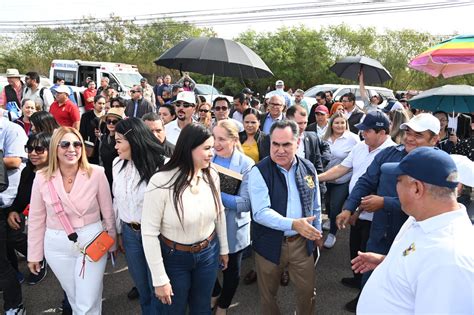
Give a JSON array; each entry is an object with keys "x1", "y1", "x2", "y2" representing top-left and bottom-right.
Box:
[
  {"x1": 358, "y1": 207, "x2": 474, "y2": 314},
  {"x1": 341, "y1": 136, "x2": 396, "y2": 221},
  {"x1": 112, "y1": 158, "x2": 147, "y2": 233},
  {"x1": 325, "y1": 131, "x2": 360, "y2": 184},
  {"x1": 164, "y1": 119, "x2": 182, "y2": 145}
]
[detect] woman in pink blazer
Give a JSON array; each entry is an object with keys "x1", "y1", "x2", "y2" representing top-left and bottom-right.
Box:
[{"x1": 27, "y1": 126, "x2": 117, "y2": 315}]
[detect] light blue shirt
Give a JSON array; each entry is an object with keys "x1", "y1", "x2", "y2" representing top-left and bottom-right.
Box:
[
  {"x1": 133, "y1": 100, "x2": 139, "y2": 117},
  {"x1": 0, "y1": 118, "x2": 28, "y2": 208},
  {"x1": 262, "y1": 113, "x2": 283, "y2": 134},
  {"x1": 249, "y1": 158, "x2": 322, "y2": 236}
]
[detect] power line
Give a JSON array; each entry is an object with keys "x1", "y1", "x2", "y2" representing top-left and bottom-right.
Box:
[{"x1": 0, "y1": 0, "x2": 470, "y2": 35}]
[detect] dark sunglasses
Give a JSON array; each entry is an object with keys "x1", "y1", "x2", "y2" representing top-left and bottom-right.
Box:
[
  {"x1": 25, "y1": 145, "x2": 46, "y2": 154},
  {"x1": 58, "y1": 141, "x2": 82, "y2": 149},
  {"x1": 106, "y1": 119, "x2": 119, "y2": 125},
  {"x1": 175, "y1": 102, "x2": 194, "y2": 108},
  {"x1": 214, "y1": 106, "x2": 228, "y2": 111},
  {"x1": 199, "y1": 109, "x2": 210, "y2": 113}
]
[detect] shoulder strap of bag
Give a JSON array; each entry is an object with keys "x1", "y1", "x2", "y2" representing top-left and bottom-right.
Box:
[{"x1": 47, "y1": 180, "x2": 78, "y2": 242}]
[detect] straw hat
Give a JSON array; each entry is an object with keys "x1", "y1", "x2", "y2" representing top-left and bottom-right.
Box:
[{"x1": 6, "y1": 68, "x2": 21, "y2": 78}]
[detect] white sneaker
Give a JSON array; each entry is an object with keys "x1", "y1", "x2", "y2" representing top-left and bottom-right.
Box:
[
  {"x1": 323, "y1": 233, "x2": 336, "y2": 249},
  {"x1": 322, "y1": 220, "x2": 330, "y2": 231},
  {"x1": 5, "y1": 304, "x2": 26, "y2": 315}
]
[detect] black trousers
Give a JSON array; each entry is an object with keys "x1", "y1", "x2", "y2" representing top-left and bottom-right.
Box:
[
  {"x1": 349, "y1": 218, "x2": 371, "y2": 286},
  {"x1": 6, "y1": 214, "x2": 27, "y2": 271},
  {"x1": 212, "y1": 250, "x2": 244, "y2": 309},
  {"x1": 0, "y1": 218, "x2": 22, "y2": 311}
]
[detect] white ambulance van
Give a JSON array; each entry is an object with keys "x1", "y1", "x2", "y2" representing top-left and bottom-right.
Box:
[{"x1": 49, "y1": 59, "x2": 143, "y2": 107}]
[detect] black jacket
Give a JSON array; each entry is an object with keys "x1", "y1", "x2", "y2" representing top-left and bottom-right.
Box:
[{"x1": 5, "y1": 163, "x2": 35, "y2": 216}]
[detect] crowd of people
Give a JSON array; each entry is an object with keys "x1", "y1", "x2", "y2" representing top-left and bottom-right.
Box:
[{"x1": 0, "y1": 68, "x2": 473, "y2": 315}]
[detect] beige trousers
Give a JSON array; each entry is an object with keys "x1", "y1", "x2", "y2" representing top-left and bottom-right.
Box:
[{"x1": 255, "y1": 236, "x2": 316, "y2": 315}]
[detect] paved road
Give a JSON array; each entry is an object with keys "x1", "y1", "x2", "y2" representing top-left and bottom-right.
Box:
[{"x1": 8, "y1": 225, "x2": 358, "y2": 314}]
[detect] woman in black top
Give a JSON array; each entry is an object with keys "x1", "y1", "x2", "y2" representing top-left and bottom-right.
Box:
[
  {"x1": 99, "y1": 107, "x2": 125, "y2": 189},
  {"x1": 6, "y1": 132, "x2": 51, "y2": 284},
  {"x1": 80, "y1": 95, "x2": 105, "y2": 164}
]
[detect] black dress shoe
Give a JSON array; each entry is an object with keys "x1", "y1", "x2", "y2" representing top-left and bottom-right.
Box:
[
  {"x1": 127, "y1": 287, "x2": 140, "y2": 300},
  {"x1": 280, "y1": 270, "x2": 289, "y2": 286},
  {"x1": 340, "y1": 277, "x2": 360, "y2": 289},
  {"x1": 243, "y1": 270, "x2": 257, "y2": 285},
  {"x1": 345, "y1": 296, "x2": 359, "y2": 313}
]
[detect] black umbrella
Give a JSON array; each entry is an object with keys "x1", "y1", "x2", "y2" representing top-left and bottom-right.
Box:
[
  {"x1": 154, "y1": 37, "x2": 273, "y2": 79},
  {"x1": 329, "y1": 56, "x2": 392, "y2": 84}
]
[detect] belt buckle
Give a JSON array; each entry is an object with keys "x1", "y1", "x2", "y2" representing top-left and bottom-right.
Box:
[
  {"x1": 130, "y1": 222, "x2": 140, "y2": 232},
  {"x1": 190, "y1": 244, "x2": 201, "y2": 253}
]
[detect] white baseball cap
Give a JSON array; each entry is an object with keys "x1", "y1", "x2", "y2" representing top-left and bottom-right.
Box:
[
  {"x1": 400, "y1": 113, "x2": 440, "y2": 134},
  {"x1": 173, "y1": 91, "x2": 196, "y2": 105},
  {"x1": 275, "y1": 80, "x2": 284, "y2": 86},
  {"x1": 54, "y1": 85, "x2": 71, "y2": 95},
  {"x1": 450, "y1": 154, "x2": 474, "y2": 187}
]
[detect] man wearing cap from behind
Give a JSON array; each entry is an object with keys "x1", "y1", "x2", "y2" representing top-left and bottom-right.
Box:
[
  {"x1": 265, "y1": 80, "x2": 291, "y2": 107},
  {"x1": 335, "y1": 113, "x2": 440, "y2": 312},
  {"x1": 140, "y1": 78, "x2": 156, "y2": 107},
  {"x1": 49, "y1": 85, "x2": 80, "y2": 129},
  {"x1": 164, "y1": 91, "x2": 196, "y2": 145},
  {"x1": 353, "y1": 147, "x2": 474, "y2": 314}
]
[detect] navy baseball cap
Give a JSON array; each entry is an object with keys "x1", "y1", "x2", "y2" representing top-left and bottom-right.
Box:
[
  {"x1": 355, "y1": 110, "x2": 390, "y2": 131},
  {"x1": 381, "y1": 147, "x2": 458, "y2": 189}
]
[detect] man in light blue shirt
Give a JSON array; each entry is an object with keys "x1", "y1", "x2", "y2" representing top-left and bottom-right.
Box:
[
  {"x1": 260, "y1": 95, "x2": 285, "y2": 134},
  {"x1": 248, "y1": 120, "x2": 322, "y2": 315}
]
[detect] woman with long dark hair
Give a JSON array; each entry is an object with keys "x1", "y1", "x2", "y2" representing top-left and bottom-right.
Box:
[
  {"x1": 6, "y1": 133, "x2": 51, "y2": 286},
  {"x1": 112, "y1": 118, "x2": 165, "y2": 314},
  {"x1": 142, "y1": 123, "x2": 229, "y2": 314},
  {"x1": 30, "y1": 111, "x2": 60, "y2": 135},
  {"x1": 79, "y1": 95, "x2": 105, "y2": 164}
]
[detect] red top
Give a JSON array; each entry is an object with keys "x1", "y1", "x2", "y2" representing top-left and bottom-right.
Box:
[
  {"x1": 49, "y1": 100, "x2": 80, "y2": 127},
  {"x1": 83, "y1": 88, "x2": 97, "y2": 111}
]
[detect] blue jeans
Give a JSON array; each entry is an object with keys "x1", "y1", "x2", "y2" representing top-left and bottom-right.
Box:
[
  {"x1": 121, "y1": 222, "x2": 160, "y2": 315},
  {"x1": 326, "y1": 182, "x2": 349, "y2": 235},
  {"x1": 160, "y1": 236, "x2": 219, "y2": 315}
]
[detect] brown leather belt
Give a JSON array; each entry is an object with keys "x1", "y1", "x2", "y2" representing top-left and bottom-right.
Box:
[
  {"x1": 283, "y1": 234, "x2": 300, "y2": 242},
  {"x1": 125, "y1": 222, "x2": 141, "y2": 231},
  {"x1": 159, "y1": 231, "x2": 216, "y2": 253}
]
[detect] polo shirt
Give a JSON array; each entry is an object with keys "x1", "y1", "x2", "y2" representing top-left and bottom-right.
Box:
[
  {"x1": 358, "y1": 207, "x2": 474, "y2": 314},
  {"x1": 340, "y1": 136, "x2": 396, "y2": 221},
  {"x1": 49, "y1": 99, "x2": 80, "y2": 127}
]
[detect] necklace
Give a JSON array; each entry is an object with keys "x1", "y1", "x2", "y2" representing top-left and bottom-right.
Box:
[{"x1": 189, "y1": 175, "x2": 201, "y2": 195}]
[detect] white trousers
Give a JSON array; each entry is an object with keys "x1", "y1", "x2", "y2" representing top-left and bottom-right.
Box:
[{"x1": 44, "y1": 221, "x2": 107, "y2": 315}]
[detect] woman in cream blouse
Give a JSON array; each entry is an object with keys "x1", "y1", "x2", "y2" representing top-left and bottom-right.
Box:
[{"x1": 142, "y1": 123, "x2": 229, "y2": 314}]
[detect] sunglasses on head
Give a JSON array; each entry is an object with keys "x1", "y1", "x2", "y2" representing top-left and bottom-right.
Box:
[
  {"x1": 58, "y1": 141, "x2": 82, "y2": 149},
  {"x1": 199, "y1": 109, "x2": 210, "y2": 113},
  {"x1": 25, "y1": 145, "x2": 46, "y2": 154},
  {"x1": 175, "y1": 102, "x2": 194, "y2": 108},
  {"x1": 214, "y1": 106, "x2": 228, "y2": 111},
  {"x1": 106, "y1": 119, "x2": 119, "y2": 125}
]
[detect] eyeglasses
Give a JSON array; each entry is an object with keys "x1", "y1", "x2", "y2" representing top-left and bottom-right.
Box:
[
  {"x1": 269, "y1": 102, "x2": 283, "y2": 107},
  {"x1": 58, "y1": 141, "x2": 82, "y2": 149},
  {"x1": 25, "y1": 145, "x2": 46, "y2": 154},
  {"x1": 106, "y1": 119, "x2": 119, "y2": 125},
  {"x1": 199, "y1": 109, "x2": 210, "y2": 113},
  {"x1": 130, "y1": 90, "x2": 138, "y2": 94},
  {"x1": 341, "y1": 99, "x2": 351, "y2": 103},
  {"x1": 175, "y1": 102, "x2": 194, "y2": 108},
  {"x1": 214, "y1": 106, "x2": 228, "y2": 111}
]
